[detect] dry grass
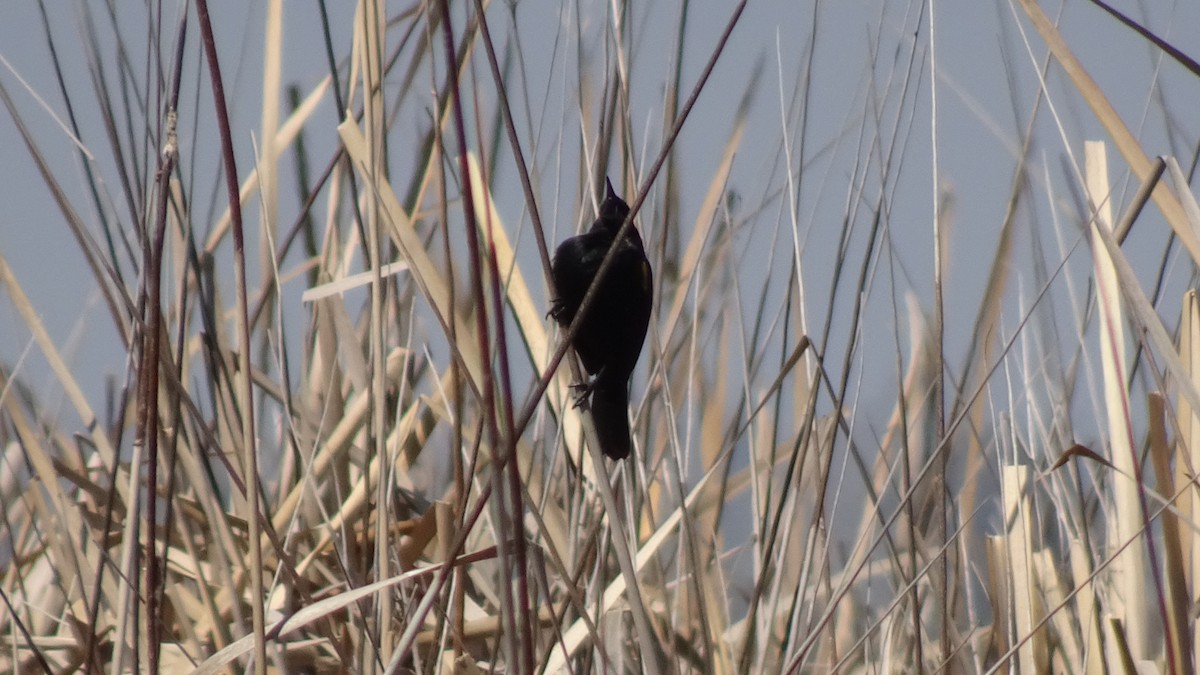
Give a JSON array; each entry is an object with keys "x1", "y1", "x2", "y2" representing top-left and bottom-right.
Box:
[{"x1": 3, "y1": 1, "x2": 1200, "y2": 673}]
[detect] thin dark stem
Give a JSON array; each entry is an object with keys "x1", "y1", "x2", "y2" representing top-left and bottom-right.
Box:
[
  {"x1": 472, "y1": 0, "x2": 551, "y2": 277},
  {"x1": 435, "y1": 0, "x2": 527, "y2": 669},
  {"x1": 138, "y1": 8, "x2": 186, "y2": 670},
  {"x1": 192, "y1": 2, "x2": 266, "y2": 671}
]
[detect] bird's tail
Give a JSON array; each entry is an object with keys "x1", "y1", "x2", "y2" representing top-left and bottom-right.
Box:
[{"x1": 590, "y1": 383, "x2": 632, "y2": 460}]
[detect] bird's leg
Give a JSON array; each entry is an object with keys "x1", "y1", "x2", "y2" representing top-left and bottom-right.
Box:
[
  {"x1": 569, "y1": 379, "x2": 594, "y2": 408},
  {"x1": 569, "y1": 369, "x2": 604, "y2": 408}
]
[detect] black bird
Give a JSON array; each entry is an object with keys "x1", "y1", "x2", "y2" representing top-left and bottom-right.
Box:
[{"x1": 550, "y1": 177, "x2": 653, "y2": 460}]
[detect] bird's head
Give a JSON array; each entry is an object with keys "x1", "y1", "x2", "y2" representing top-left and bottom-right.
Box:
[{"x1": 596, "y1": 177, "x2": 631, "y2": 233}]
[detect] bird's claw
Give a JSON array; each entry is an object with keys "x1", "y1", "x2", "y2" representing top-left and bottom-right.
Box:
[{"x1": 569, "y1": 380, "x2": 594, "y2": 408}]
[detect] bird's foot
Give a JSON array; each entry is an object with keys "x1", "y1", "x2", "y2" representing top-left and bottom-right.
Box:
[
  {"x1": 569, "y1": 380, "x2": 594, "y2": 408},
  {"x1": 570, "y1": 370, "x2": 605, "y2": 408}
]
